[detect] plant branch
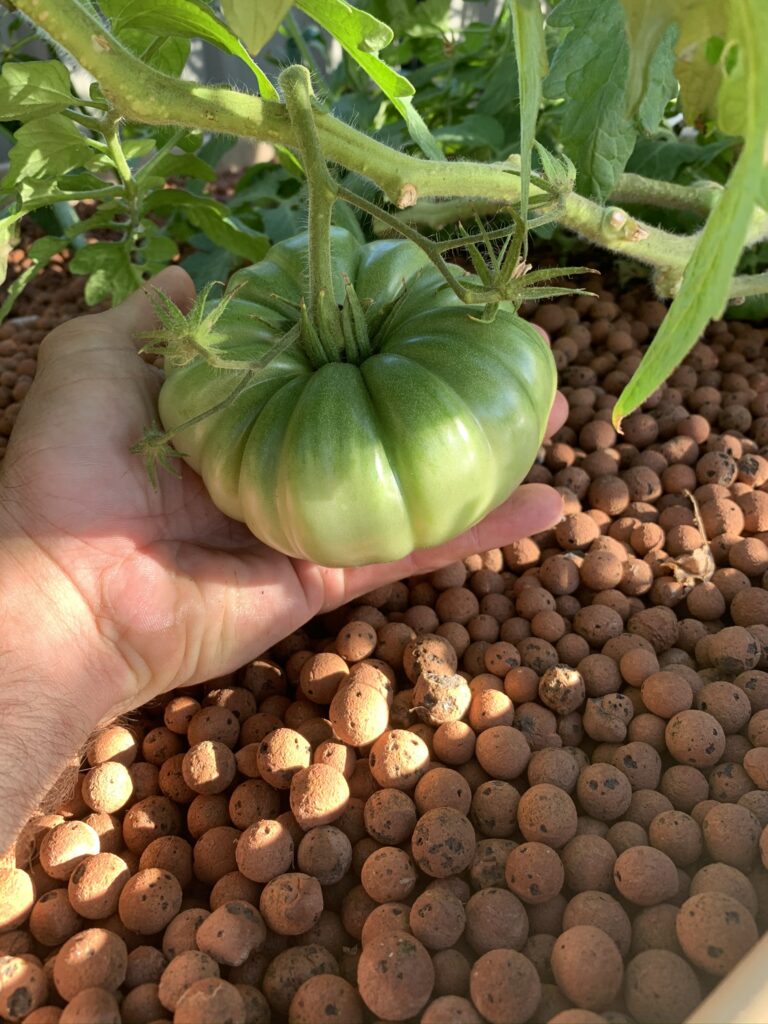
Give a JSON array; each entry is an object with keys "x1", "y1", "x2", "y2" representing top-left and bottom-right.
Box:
[{"x1": 11, "y1": 0, "x2": 768, "y2": 301}]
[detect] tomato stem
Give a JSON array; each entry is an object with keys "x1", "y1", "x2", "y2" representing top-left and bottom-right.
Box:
[{"x1": 279, "y1": 65, "x2": 342, "y2": 363}]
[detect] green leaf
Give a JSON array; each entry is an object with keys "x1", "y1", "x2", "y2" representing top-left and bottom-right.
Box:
[
  {"x1": 1, "y1": 115, "x2": 95, "y2": 190},
  {"x1": 107, "y1": 0, "x2": 279, "y2": 99},
  {"x1": 673, "y1": 0, "x2": 727, "y2": 124},
  {"x1": 0, "y1": 235, "x2": 64, "y2": 324},
  {"x1": 296, "y1": 0, "x2": 442, "y2": 159},
  {"x1": 69, "y1": 241, "x2": 142, "y2": 305},
  {"x1": 512, "y1": 0, "x2": 547, "y2": 227},
  {"x1": 545, "y1": 0, "x2": 634, "y2": 201},
  {"x1": 636, "y1": 23, "x2": 677, "y2": 132},
  {"x1": 613, "y1": 0, "x2": 768, "y2": 427},
  {"x1": 99, "y1": 0, "x2": 191, "y2": 75},
  {"x1": 147, "y1": 153, "x2": 218, "y2": 183},
  {"x1": 0, "y1": 61, "x2": 74, "y2": 121},
  {"x1": 220, "y1": 0, "x2": 293, "y2": 53}
]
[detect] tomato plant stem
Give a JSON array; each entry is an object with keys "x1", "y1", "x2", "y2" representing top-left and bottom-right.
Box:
[
  {"x1": 279, "y1": 65, "x2": 343, "y2": 361},
  {"x1": 12, "y1": 0, "x2": 768, "y2": 303}
]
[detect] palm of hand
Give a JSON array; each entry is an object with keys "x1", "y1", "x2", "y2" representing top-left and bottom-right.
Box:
[{"x1": 0, "y1": 268, "x2": 564, "y2": 715}]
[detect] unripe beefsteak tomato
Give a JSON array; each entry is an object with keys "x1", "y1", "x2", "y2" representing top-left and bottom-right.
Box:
[{"x1": 158, "y1": 228, "x2": 557, "y2": 566}]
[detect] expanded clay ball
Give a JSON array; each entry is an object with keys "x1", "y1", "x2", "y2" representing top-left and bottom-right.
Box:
[
  {"x1": 561, "y1": 835, "x2": 616, "y2": 893},
  {"x1": 336, "y1": 620, "x2": 377, "y2": 662},
  {"x1": 173, "y1": 977, "x2": 245, "y2": 1024},
  {"x1": 299, "y1": 653, "x2": 349, "y2": 704},
  {"x1": 158, "y1": 951, "x2": 220, "y2": 1011},
  {"x1": 181, "y1": 741, "x2": 236, "y2": 795},
  {"x1": 433, "y1": 721, "x2": 475, "y2": 765},
  {"x1": 471, "y1": 780, "x2": 519, "y2": 838},
  {"x1": 641, "y1": 672, "x2": 693, "y2": 718},
  {"x1": 0, "y1": 869, "x2": 34, "y2": 931},
  {"x1": 288, "y1": 974, "x2": 364, "y2": 1024},
  {"x1": 290, "y1": 764, "x2": 350, "y2": 830},
  {"x1": 117, "y1": 868, "x2": 182, "y2": 935},
  {"x1": 412, "y1": 671, "x2": 472, "y2": 725},
  {"x1": 256, "y1": 729, "x2": 312, "y2": 790},
  {"x1": 53, "y1": 928, "x2": 127, "y2": 1001},
  {"x1": 195, "y1": 901, "x2": 266, "y2": 967},
  {"x1": 648, "y1": 810, "x2": 703, "y2": 867},
  {"x1": 39, "y1": 822, "x2": 100, "y2": 881},
  {"x1": 624, "y1": 949, "x2": 701, "y2": 1024},
  {"x1": 236, "y1": 820, "x2": 294, "y2": 883},
  {"x1": 120, "y1": 982, "x2": 164, "y2": 1024},
  {"x1": 81, "y1": 762, "x2": 133, "y2": 815},
  {"x1": 676, "y1": 891, "x2": 758, "y2": 976},
  {"x1": 125, "y1": 946, "x2": 167, "y2": 989},
  {"x1": 421, "y1": 996, "x2": 481, "y2": 1024},
  {"x1": 87, "y1": 725, "x2": 139, "y2": 767},
  {"x1": 576, "y1": 764, "x2": 632, "y2": 821},
  {"x1": 613, "y1": 846, "x2": 679, "y2": 906},
  {"x1": 67, "y1": 853, "x2": 130, "y2": 920},
  {"x1": 0, "y1": 955, "x2": 48, "y2": 1021},
  {"x1": 412, "y1": 808, "x2": 476, "y2": 877},
  {"x1": 369, "y1": 730, "x2": 430, "y2": 790},
  {"x1": 329, "y1": 681, "x2": 389, "y2": 747},
  {"x1": 665, "y1": 710, "x2": 726, "y2": 768},
  {"x1": 414, "y1": 767, "x2": 472, "y2": 816},
  {"x1": 409, "y1": 888, "x2": 465, "y2": 950},
  {"x1": 505, "y1": 842, "x2": 564, "y2": 903},
  {"x1": 702, "y1": 803, "x2": 761, "y2": 871},
  {"x1": 259, "y1": 873, "x2": 323, "y2": 935},
  {"x1": 58, "y1": 987, "x2": 120, "y2": 1024},
  {"x1": 402, "y1": 634, "x2": 458, "y2": 683},
  {"x1": 357, "y1": 931, "x2": 434, "y2": 1021},
  {"x1": 562, "y1": 891, "x2": 631, "y2": 957},
  {"x1": 689, "y1": 863, "x2": 759, "y2": 917},
  {"x1": 297, "y1": 827, "x2": 352, "y2": 886},
  {"x1": 538, "y1": 665, "x2": 585, "y2": 715},
  {"x1": 517, "y1": 784, "x2": 578, "y2": 848},
  {"x1": 29, "y1": 889, "x2": 83, "y2": 947},
  {"x1": 361, "y1": 847, "x2": 417, "y2": 903},
  {"x1": 164, "y1": 695, "x2": 201, "y2": 734},
  {"x1": 193, "y1": 825, "x2": 240, "y2": 885},
  {"x1": 465, "y1": 887, "x2": 528, "y2": 954},
  {"x1": 551, "y1": 925, "x2": 623, "y2": 1012},
  {"x1": 469, "y1": 948, "x2": 541, "y2": 1024},
  {"x1": 363, "y1": 789, "x2": 417, "y2": 845},
  {"x1": 475, "y1": 725, "x2": 530, "y2": 780},
  {"x1": 138, "y1": 835, "x2": 192, "y2": 890}
]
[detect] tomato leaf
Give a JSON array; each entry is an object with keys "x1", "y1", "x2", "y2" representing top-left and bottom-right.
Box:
[
  {"x1": 70, "y1": 241, "x2": 142, "y2": 306},
  {"x1": 106, "y1": 0, "x2": 278, "y2": 99},
  {"x1": 512, "y1": 0, "x2": 547, "y2": 226},
  {"x1": 613, "y1": 0, "x2": 768, "y2": 428},
  {"x1": 672, "y1": 0, "x2": 728, "y2": 124},
  {"x1": 620, "y1": 1, "x2": 677, "y2": 132},
  {"x1": 0, "y1": 61, "x2": 74, "y2": 121},
  {"x1": 1, "y1": 115, "x2": 95, "y2": 190},
  {"x1": 296, "y1": 0, "x2": 442, "y2": 160},
  {"x1": 220, "y1": 0, "x2": 293, "y2": 54},
  {"x1": 0, "y1": 235, "x2": 65, "y2": 325},
  {"x1": 99, "y1": 0, "x2": 190, "y2": 75},
  {"x1": 545, "y1": 0, "x2": 634, "y2": 201}
]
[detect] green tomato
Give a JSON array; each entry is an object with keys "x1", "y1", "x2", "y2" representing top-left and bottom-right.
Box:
[{"x1": 158, "y1": 228, "x2": 556, "y2": 566}]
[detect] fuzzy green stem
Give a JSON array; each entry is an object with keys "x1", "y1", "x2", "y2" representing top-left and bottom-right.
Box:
[
  {"x1": 279, "y1": 65, "x2": 343, "y2": 360},
  {"x1": 11, "y1": 0, "x2": 768, "y2": 302}
]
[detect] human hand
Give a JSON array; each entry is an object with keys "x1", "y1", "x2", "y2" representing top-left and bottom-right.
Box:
[{"x1": 1, "y1": 266, "x2": 566, "y2": 719}]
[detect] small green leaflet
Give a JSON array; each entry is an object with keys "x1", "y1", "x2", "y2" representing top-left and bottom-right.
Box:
[
  {"x1": 621, "y1": 1, "x2": 677, "y2": 132},
  {"x1": 296, "y1": 0, "x2": 442, "y2": 160},
  {"x1": 0, "y1": 61, "x2": 74, "y2": 121},
  {"x1": 108, "y1": 0, "x2": 278, "y2": 100},
  {"x1": 0, "y1": 236, "x2": 64, "y2": 324},
  {"x1": 672, "y1": 0, "x2": 728, "y2": 124},
  {"x1": 220, "y1": 0, "x2": 293, "y2": 54},
  {"x1": 613, "y1": 0, "x2": 768, "y2": 427},
  {"x1": 511, "y1": 0, "x2": 547, "y2": 229},
  {"x1": 1, "y1": 115, "x2": 96, "y2": 190},
  {"x1": 142, "y1": 188, "x2": 269, "y2": 262},
  {"x1": 98, "y1": 0, "x2": 190, "y2": 75},
  {"x1": 69, "y1": 241, "x2": 142, "y2": 306}
]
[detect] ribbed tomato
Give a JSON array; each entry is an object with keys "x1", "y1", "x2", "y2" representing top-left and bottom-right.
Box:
[{"x1": 157, "y1": 228, "x2": 556, "y2": 566}]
